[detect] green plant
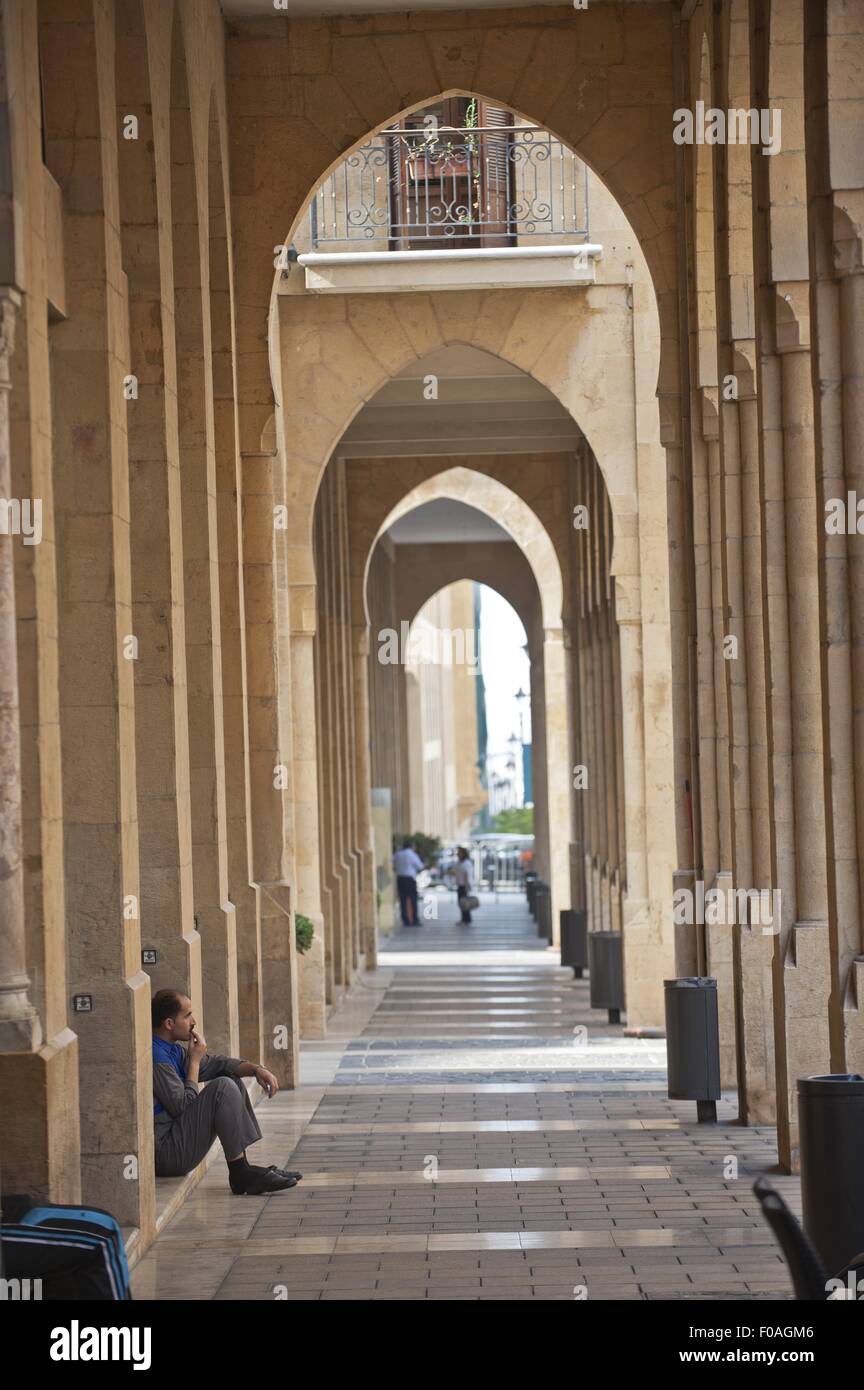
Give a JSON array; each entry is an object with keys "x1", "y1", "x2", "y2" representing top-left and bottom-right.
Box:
[
  {"x1": 491, "y1": 807, "x2": 534, "y2": 835},
  {"x1": 295, "y1": 912, "x2": 314, "y2": 955},
  {"x1": 394, "y1": 831, "x2": 442, "y2": 867}
]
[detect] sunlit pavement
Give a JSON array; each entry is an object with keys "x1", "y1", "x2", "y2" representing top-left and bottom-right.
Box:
[{"x1": 133, "y1": 893, "x2": 798, "y2": 1300}]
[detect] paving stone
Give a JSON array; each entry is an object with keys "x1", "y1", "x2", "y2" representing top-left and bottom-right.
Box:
[{"x1": 133, "y1": 909, "x2": 798, "y2": 1303}]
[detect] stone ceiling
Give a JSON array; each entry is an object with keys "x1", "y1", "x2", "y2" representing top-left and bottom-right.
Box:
[{"x1": 337, "y1": 344, "x2": 581, "y2": 459}]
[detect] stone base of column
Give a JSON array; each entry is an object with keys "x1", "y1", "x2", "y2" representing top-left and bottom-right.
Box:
[
  {"x1": 0, "y1": 1014, "x2": 41, "y2": 1052},
  {"x1": 0, "y1": 1028, "x2": 80, "y2": 1202},
  {"x1": 707, "y1": 871, "x2": 738, "y2": 1089},
  {"x1": 845, "y1": 959, "x2": 864, "y2": 1073},
  {"x1": 254, "y1": 880, "x2": 299, "y2": 1089},
  {"x1": 0, "y1": 975, "x2": 42, "y2": 1051},
  {"x1": 620, "y1": 894, "x2": 669, "y2": 1032},
  {"x1": 298, "y1": 913, "x2": 327, "y2": 1039},
  {"x1": 672, "y1": 868, "x2": 699, "y2": 975},
  {"x1": 737, "y1": 923, "x2": 777, "y2": 1126},
  {"x1": 778, "y1": 920, "x2": 832, "y2": 1173},
  {"x1": 197, "y1": 901, "x2": 239, "y2": 1057},
  {"x1": 235, "y1": 882, "x2": 264, "y2": 1066},
  {"x1": 79, "y1": 971, "x2": 156, "y2": 1234},
  {"x1": 359, "y1": 847, "x2": 377, "y2": 970}
]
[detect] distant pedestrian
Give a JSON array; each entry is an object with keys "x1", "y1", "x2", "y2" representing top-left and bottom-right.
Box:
[
  {"x1": 483, "y1": 848, "x2": 496, "y2": 893},
  {"x1": 455, "y1": 846, "x2": 475, "y2": 925},
  {"x1": 393, "y1": 838, "x2": 424, "y2": 926}
]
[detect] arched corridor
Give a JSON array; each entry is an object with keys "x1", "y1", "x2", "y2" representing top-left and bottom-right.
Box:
[{"x1": 1, "y1": 0, "x2": 863, "y2": 1332}]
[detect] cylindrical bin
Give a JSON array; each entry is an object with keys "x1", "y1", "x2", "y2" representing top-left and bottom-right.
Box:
[
  {"x1": 535, "y1": 882, "x2": 552, "y2": 942},
  {"x1": 664, "y1": 977, "x2": 721, "y2": 1123},
  {"x1": 560, "y1": 909, "x2": 588, "y2": 978},
  {"x1": 526, "y1": 876, "x2": 538, "y2": 918},
  {"x1": 588, "y1": 931, "x2": 624, "y2": 1023},
  {"x1": 798, "y1": 1073, "x2": 864, "y2": 1276}
]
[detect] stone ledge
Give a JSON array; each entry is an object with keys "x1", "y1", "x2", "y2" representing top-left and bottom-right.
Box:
[
  {"x1": 294, "y1": 244, "x2": 602, "y2": 295},
  {"x1": 124, "y1": 1076, "x2": 260, "y2": 1269}
]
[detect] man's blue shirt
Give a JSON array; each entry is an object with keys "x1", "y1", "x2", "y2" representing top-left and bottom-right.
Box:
[{"x1": 152, "y1": 1036, "x2": 186, "y2": 1116}]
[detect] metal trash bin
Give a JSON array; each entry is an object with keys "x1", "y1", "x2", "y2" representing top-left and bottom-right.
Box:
[
  {"x1": 526, "y1": 876, "x2": 538, "y2": 918},
  {"x1": 588, "y1": 931, "x2": 624, "y2": 1024},
  {"x1": 535, "y1": 882, "x2": 552, "y2": 942},
  {"x1": 798, "y1": 1073, "x2": 864, "y2": 1277},
  {"x1": 560, "y1": 909, "x2": 588, "y2": 978},
  {"x1": 664, "y1": 977, "x2": 721, "y2": 1122}
]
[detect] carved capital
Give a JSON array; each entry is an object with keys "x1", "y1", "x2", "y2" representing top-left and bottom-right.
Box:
[
  {"x1": 833, "y1": 193, "x2": 864, "y2": 278},
  {"x1": 773, "y1": 282, "x2": 811, "y2": 353},
  {"x1": 700, "y1": 386, "x2": 719, "y2": 442}
]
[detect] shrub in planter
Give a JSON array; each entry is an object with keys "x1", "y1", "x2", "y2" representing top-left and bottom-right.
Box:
[{"x1": 295, "y1": 912, "x2": 314, "y2": 955}]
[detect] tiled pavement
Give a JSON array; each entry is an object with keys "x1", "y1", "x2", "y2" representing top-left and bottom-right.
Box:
[{"x1": 132, "y1": 892, "x2": 797, "y2": 1301}]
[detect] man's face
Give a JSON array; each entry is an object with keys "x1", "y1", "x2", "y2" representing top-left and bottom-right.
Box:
[{"x1": 168, "y1": 997, "x2": 196, "y2": 1042}]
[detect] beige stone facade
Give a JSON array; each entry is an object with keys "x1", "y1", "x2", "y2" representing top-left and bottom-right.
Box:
[{"x1": 0, "y1": 0, "x2": 862, "y2": 1260}]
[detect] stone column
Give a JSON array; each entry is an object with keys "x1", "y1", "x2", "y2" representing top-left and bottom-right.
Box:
[
  {"x1": 835, "y1": 218, "x2": 864, "y2": 1069},
  {"x1": 542, "y1": 627, "x2": 572, "y2": 942},
  {"x1": 730, "y1": 357, "x2": 776, "y2": 1123},
  {"x1": 352, "y1": 625, "x2": 378, "y2": 968},
  {"x1": 43, "y1": 0, "x2": 154, "y2": 1230},
  {"x1": 763, "y1": 286, "x2": 833, "y2": 1169},
  {"x1": 0, "y1": 287, "x2": 39, "y2": 1055},
  {"x1": 334, "y1": 464, "x2": 360, "y2": 967}
]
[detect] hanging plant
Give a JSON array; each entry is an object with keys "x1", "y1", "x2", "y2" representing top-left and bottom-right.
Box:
[{"x1": 295, "y1": 912, "x2": 315, "y2": 955}]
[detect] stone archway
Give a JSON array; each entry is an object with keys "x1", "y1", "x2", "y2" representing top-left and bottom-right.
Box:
[
  {"x1": 360, "y1": 470, "x2": 568, "y2": 931},
  {"x1": 226, "y1": 9, "x2": 682, "y2": 458},
  {"x1": 295, "y1": 320, "x2": 676, "y2": 1023}
]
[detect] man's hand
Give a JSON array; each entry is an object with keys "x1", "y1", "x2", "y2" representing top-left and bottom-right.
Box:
[
  {"x1": 187, "y1": 1029, "x2": 207, "y2": 1062},
  {"x1": 255, "y1": 1066, "x2": 279, "y2": 1097}
]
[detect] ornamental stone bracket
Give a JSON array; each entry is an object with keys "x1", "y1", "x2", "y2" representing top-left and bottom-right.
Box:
[
  {"x1": 833, "y1": 193, "x2": 864, "y2": 277},
  {"x1": 773, "y1": 281, "x2": 811, "y2": 353}
]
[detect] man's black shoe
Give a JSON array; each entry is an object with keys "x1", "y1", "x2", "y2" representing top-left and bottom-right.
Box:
[{"x1": 231, "y1": 1167, "x2": 298, "y2": 1195}]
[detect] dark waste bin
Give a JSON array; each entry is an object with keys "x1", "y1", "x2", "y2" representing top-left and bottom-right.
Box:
[
  {"x1": 798, "y1": 1073, "x2": 864, "y2": 1277},
  {"x1": 526, "y1": 876, "x2": 538, "y2": 918},
  {"x1": 664, "y1": 977, "x2": 721, "y2": 1123},
  {"x1": 560, "y1": 909, "x2": 588, "y2": 978},
  {"x1": 588, "y1": 931, "x2": 624, "y2": 1024},
  {"x1": 535, "y1": 882, "x2": 552, "y2": 942}
]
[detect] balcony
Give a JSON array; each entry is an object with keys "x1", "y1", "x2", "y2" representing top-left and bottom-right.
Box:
[{"x1": 289, "y1": 121, "x2": 602, "y2": 296}]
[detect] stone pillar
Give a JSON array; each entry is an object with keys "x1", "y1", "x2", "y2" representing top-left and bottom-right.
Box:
[
  {"x1": 291, "y1": 572, "x2": 326, "y2": 1036},
  {"x1": 314, "y1": 477, "x2": 343, "y2": 992},
  {"x1": 835, "y1": 223, "x2": 864, "y2": 1069},
  {"x1": 42, "y1": 0, "x2": 154, "y2": 1230},
  {"x1": 754, "y1": 287, "x2": 832, "y2": 1169},
  {"x1": 121, "y1": 66, "x2": 203, "y2": 1032},
  {"x1": 0, "y1": 1, "x2": 80, "y2": 1204},
  {"x1": 353, "y1": 625, "x2": 378, "y2": 969},
  {"x1": 242, "y1": 441, "x2": 296, "y2": 1080},
  {"x1": 0, "y1": 288, "x2": 40, "y2": 1055},
  {"x1": 334, "y1": 464, "x2": 360, "y2": 968},
  {"x1": 542, "y1": 627, "x2": 572, "y2": 942},
  {"x1": 728, "y1": 356, "x2": 776, "y2": 1123}
]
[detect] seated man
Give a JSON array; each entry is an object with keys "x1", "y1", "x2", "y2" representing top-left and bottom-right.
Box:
[{"x1": 151, "y1": 988, "x2": 303, "y2": 1196}]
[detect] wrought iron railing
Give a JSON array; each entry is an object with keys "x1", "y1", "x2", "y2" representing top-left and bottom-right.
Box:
[{"x1": 311, "y1": 125, "x2": 589, "y2": 248}]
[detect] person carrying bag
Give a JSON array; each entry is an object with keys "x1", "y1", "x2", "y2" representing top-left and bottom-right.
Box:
[{"x1": 454, "y1": 846, "x2": 479, "y2": 924}]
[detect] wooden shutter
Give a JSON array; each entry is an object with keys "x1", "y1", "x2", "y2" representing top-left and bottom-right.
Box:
[{"x1": 478, "y1": 102, "x2": 513, "y2": 247}]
